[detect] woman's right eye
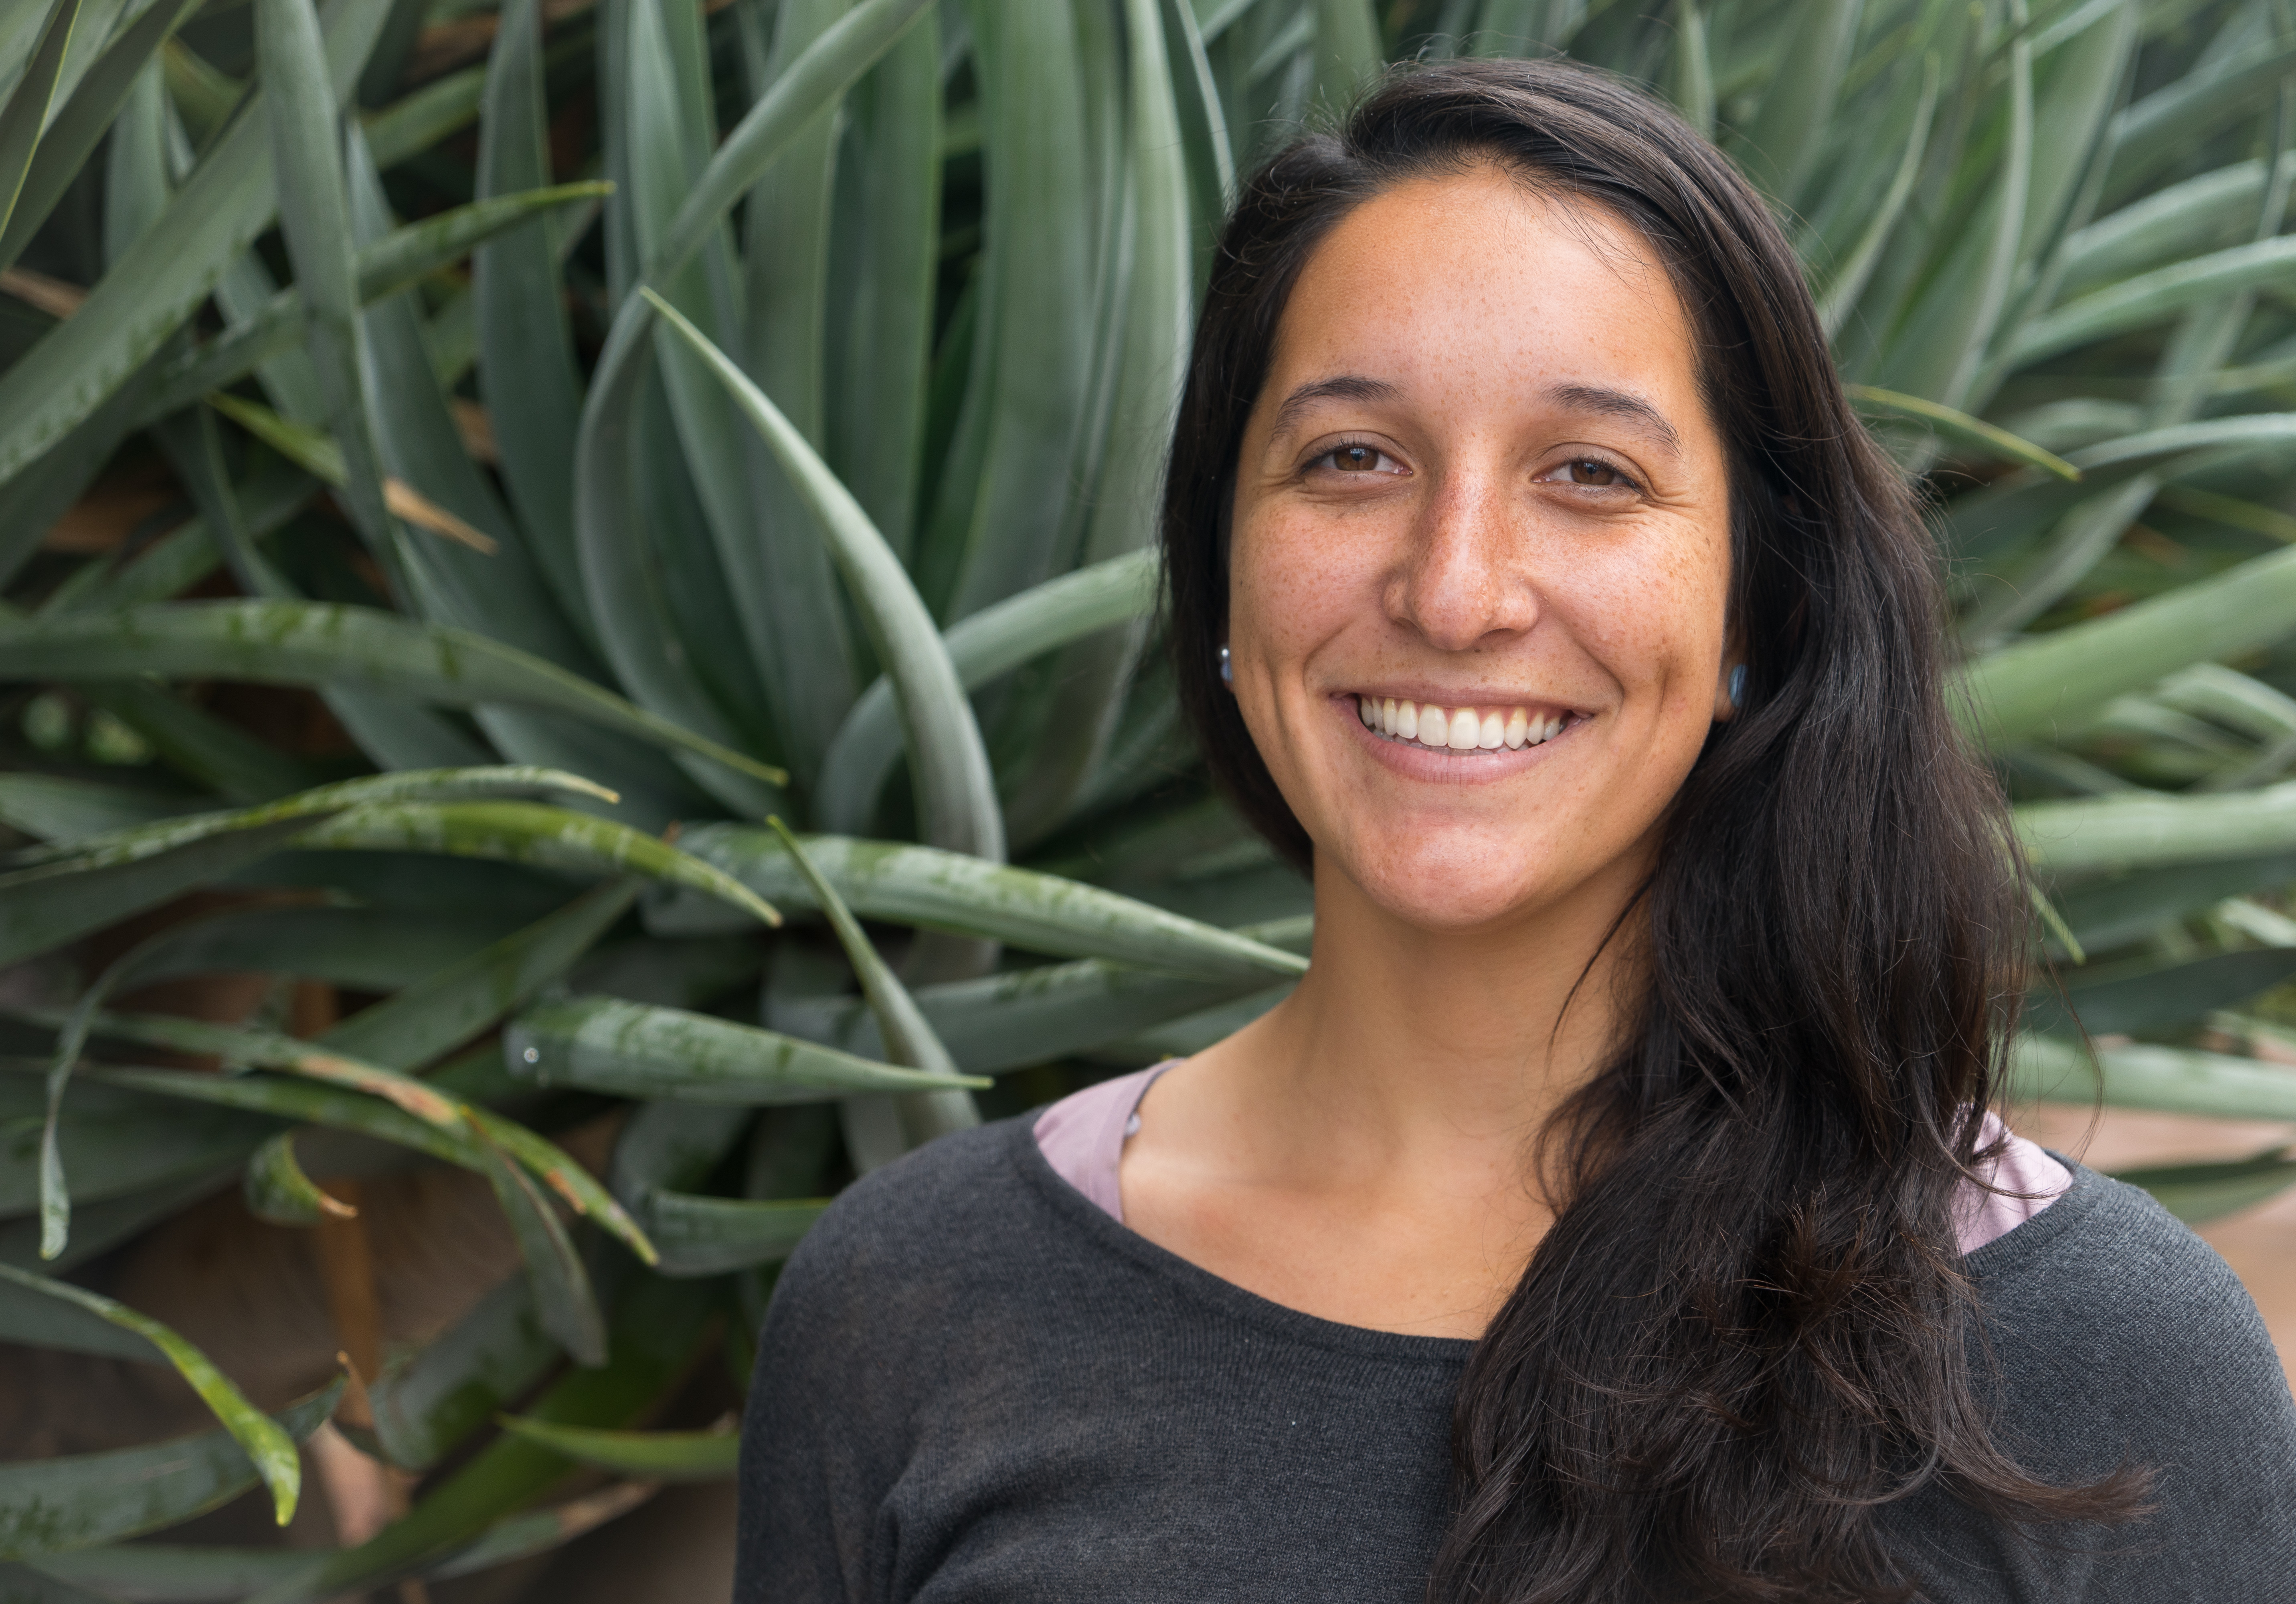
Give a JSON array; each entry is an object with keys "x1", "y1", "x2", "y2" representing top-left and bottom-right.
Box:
[{"x1": 1314, "y1": 444, "x2": 1405, "y2": 476}]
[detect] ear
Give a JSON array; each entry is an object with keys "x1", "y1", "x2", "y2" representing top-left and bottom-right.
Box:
[{"x1": 1712, "y1": 620, "x2": 1745, "y2": 723}]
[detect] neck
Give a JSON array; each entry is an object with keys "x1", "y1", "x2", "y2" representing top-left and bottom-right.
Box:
[{"x1": 1212, "y1": 846, "x2": 1649, "y2": 1180}]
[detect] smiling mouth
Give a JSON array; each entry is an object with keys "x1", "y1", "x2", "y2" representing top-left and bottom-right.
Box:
[{"x1": 1353, "y1": 695, "x2": 1576, "y2": 752}]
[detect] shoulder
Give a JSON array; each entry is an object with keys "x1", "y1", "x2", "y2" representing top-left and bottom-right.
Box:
[
  {"x1": 1967, "y1": 1162, "x2": 2283, "y2": 1390},
  {"x1": 1962, "y1": 1163, "x2": 2296, "y2": 1555},
  {"x1": 767, "y1": 1117, "x2": 1047, "y2": 1336}
]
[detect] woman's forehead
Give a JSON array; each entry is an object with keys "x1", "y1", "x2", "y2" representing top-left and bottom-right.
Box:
[{"x1": 1258, "y1": 172, "x2": 1703, "y2": 432}]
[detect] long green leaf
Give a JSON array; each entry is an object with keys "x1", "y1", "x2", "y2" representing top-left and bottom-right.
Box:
[
  {"x1": 741, "y1": 0, "x2": 840, "y2": 456},
  {"x1": 643, "y1": 289, "x2": 1004, "y2": 862},
  {"x1": 243, "y1": 1130, "x2": 354, "y2": 1226},
  {"x1": 2059, "y1": 160, "x2": 2266, "y2": 295},
  {"x1": 1965, "y1": 541, "x2": 2296, "y2": 744},
  {"x1": 291, "y1": 802, "x2": 781, "y2": 930},
  {"x1": 2111, "y1": 1151, "x2": 2296, "y2": 1225},
  {"x1": 79, "y1": 1060, "x2": 620, "y2": 1354},
  {"x1": 569, "y1": 311, "x2": 779, "y2": 820},
  {"x1": 0, "y1": 1068, "x2": 275, "y2": 1220},
  {"x1": 0, "y1": 0, "x2": 86, "y2": 247},
  {"x1": 1734, "y1": 0, "x2": 1861, "y2": 204},
  {"x1": 0, "y1": 775, "x2": 194, "y2": 843},
  {"x1": 1816, "y1": 51, "x2": 1936, "y2": 336},
  {"x1": 42, "y1": 995, "x2": 653, "y2": 1262},
  {"x1": 1001, "y1": 0, "x2": 1194, "y2": 843},
  {"x1": 631, "y1": 0, "x2": 842, "y2": 791},
  {"x1": 2008, "y1": 1031, "x2": 2296, "y2": 1120},
  {"x1": 766, "y1": 816, "x2": 974, "y2": 1156},
  {"x1": 506, "y1": 994, "x2": 985, "y2": 1102},
  {"x1": 0, "y1": 1264, "x2": 164, "y2": 1362},
  {"x1": 653, "y1": 825, "x2": 1311, "y2": 982},
  {"x1": 0, "y1": 601, "x2": 786, "y2": 790},
  {"x1": 0, "y1": 0, "x2": 204, "y2": 274},
  {"x1": 933, "y1": 0, "x2": 1094, "y2": 621},
  {"x1": 491, "y1": 1415, "x2": 738, "y2": 1480},
  {"x1": 135, "y1": 181, "x2": 613, "y2": 426},
  {"x1": 778, "y1": 914, "x2": 1312, "y2": 1073},
  {"x1": 1846, "y1": 384, "x2": 2078, "y2": 478},
  {"x1": 0, "y1": 1380, "x2": 336, "y2": 1559},
  {"x1": 650, "y1": 0, "x2": 933, "y2": 283},
  {"x1": 239, "y1": 1278, "x2": 714, "y2": 1604},
  {"x1": 825, "y1": 4, "x2": 939, "y2": 561},
  {"x1": 0, "y1": 0, "x2": 396, "y2": 491},
  {"x1": 2011, "y1": 235, "x2": 2296, "y2": 365},
  {"x1": 475, "y1": 0, "x2": 592, "y2": 644},
  {"x1": 0, "y1": 814, "x2": 319, "y2": 969},
  {"x1": 643, "y1": 1189, "x2": 825, "y2": 1276},
  {"x1": 367, "y1": 1276, "x2": 554, "y2": 1471},
  {"x1": 814, "y1": 549, "x2": 1159, "y2": 832},
  {"x1": 259, "y1": 0, "x2": 399, "y2": 579},
  {"x1": 1311, "y1": 0, "x2": 1378, "y2": 116},
  {"x1": 339, "y1": 135, "x2": 700, "y2": 832},
  {"x1": 765, "y1": 818, "x2": 959, "y2": 1077},
  {"x1": 4, "y1": 766, "x2": 611, "y2": 871},
  {"x1": 22, "y1": 1481, "x2": 653, "y2": 1599},
  {"x1": 2105, "y1": 29, "x2": 2296, "y2": 200},
  {"x1": 471, "y1": 1132, "x2": 603, "y2": 1367},
  {"x1": 2017, "y1": 778, "x2": 2296, "y2": 876}
]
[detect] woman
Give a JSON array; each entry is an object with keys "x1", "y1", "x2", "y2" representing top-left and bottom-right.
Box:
[{"x1": 737, "y1": 59, "x2": 2296, "y2": 1602}]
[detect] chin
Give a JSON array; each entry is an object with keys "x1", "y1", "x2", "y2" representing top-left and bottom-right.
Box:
[{"x1": 1332, "y1": 833, "x2": 1562, "y2": 934}]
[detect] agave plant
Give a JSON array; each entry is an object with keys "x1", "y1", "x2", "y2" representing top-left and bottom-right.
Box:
[{"x1": 2, "y1": 0, "x2": 2296, "y2": 1590}]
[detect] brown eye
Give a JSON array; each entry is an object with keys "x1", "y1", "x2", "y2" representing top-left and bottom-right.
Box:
[
  {"x1": 1331, "y1": 445, "x2": 1383, "y2": 472},
  {"x1": 1563, "y1": 459, "x2": 1622, "y2": 486}
]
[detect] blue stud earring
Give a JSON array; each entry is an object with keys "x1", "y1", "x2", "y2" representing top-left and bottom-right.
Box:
[
  {"x1": 1728, "y1": 663, "x2": 1746, "y2": 710},
  {"x1": 1218, "y1": 645, "x2": 1233, "y2": 686}
]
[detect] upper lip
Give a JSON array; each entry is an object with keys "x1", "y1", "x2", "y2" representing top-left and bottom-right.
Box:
[{"x1": 1343, "y1": 686, "x2": 1583, "y2": 715}]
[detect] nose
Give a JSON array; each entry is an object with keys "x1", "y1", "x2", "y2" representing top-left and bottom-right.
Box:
[{"x1": 1386, "y1": 467, "x2": 1540, "y2": 652}]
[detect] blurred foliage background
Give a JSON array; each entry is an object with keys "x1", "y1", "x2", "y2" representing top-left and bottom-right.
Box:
[{"x1": 6, "y1": 0, "x2": 2296, "y2": 1594}]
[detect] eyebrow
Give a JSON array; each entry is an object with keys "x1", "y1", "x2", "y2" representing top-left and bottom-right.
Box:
[
  {"x1": 1265, "y1": 375, "x2": 1400, "y2": 444},
  {"x1": 1262, "y1": 374, "x2": 1686, "y2": 458},
  {"x1": 1546, "y1": 383, "x2": 1682, "y2": 456}
]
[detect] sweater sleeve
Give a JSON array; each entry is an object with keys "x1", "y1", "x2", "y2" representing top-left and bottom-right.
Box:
[
  {"x1": 734, "y1": 1228, "x2": 881, "y2": 1603},
  {"x1": 733, "y1": 1144, "x2": 953, "y2": 1604},
  {"x1": 1885, "y1": 1169, "x2": 2296, "y2": 1602}
]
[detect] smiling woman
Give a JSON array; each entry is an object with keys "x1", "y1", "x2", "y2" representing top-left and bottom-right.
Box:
[{"x1": 735, "y1": 59, "x2": 2296, "y2": 1604}]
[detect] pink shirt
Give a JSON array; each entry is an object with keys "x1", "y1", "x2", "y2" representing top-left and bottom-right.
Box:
[{"x1": 1033, "y1": 1061, "x2": 2067, "y2": 1254}]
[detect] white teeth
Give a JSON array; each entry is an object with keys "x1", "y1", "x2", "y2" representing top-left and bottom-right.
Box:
[{"x1": 1357, "y1": 698, "x2": 1568, "y2": 754}]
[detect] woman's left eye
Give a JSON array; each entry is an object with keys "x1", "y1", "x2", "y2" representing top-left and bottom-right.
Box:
[
  {"x1": 1544, "y1": 458, "x2": 1635, "y2": 489},
  {"x1": 1315, "y1": 444, "x2": 1404, "y2": 475}
]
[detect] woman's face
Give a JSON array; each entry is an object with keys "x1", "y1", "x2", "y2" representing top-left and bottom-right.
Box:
[{"x1": 1227, "y1": 166, "x2": 1737, "y2": 934}]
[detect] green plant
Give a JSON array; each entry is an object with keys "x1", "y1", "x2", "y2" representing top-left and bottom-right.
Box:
[{"x1": 3, "y1": 0, "x2": 2296, "y2": 1590}]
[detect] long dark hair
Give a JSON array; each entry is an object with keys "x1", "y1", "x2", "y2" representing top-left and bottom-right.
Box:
[{"x1": 1162, "y1": 58, "x2": 2146, "y2": 1603}]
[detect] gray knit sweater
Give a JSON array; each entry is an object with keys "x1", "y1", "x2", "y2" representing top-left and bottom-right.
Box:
[{"x1": 736, "y1": 1116, "x2": 2296, "y2": 1602}]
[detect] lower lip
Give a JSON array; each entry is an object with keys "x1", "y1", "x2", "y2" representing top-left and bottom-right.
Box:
[{"x1": 1339, "y1": 696, "x2": 1576, "y2": 781}]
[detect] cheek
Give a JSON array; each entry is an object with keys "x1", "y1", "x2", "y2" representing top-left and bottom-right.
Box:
[
  {"x1": 1228, "y1": 510, "x2": 1377, "y2": 652},
  {"x1": 1554, "y1": 528, "x2": 1731, "y2": 693}
]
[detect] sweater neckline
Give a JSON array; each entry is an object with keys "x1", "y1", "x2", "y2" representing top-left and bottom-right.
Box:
[
  {"x1": 1004, "y1": 1114, "x2": 1479, "y2": 1367},
  {"x1": 1001, "y1": 1115, "x2": 2103, "y2": 1363}
]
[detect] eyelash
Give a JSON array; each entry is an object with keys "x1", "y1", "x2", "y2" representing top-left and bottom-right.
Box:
[
  {"x1": 1307, "y1": 439, "x2": 1406, "y2": 477},
  {"x1": 1540, "y1": 456, "x2": 1643, "y2": 493},
  {"x1": 1305, "y1": 441, "x2": 1645, "y2": 495}
]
